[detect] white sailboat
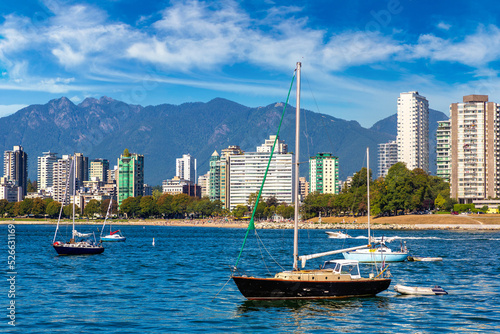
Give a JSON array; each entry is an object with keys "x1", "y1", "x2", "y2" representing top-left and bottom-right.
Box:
[
  {"x1": 231, "y1": 62, "x2": 392, "y2": 300},
  {"x1": 100, "y1": 198, "x2": 126, "y2": 242},
  {"x1": 342, "y1": 148, "x2": 408, "y2": 262},
  {"x1": 53, "y1": 157, "x2": 104, "y2": 255}
]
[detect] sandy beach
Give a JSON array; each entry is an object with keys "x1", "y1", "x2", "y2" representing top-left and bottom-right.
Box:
[{"x1": 4, "y1": 213, "x2": 500, "y2": 230}]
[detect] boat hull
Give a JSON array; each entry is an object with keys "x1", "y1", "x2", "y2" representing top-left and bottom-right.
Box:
[
  {"x1": 232, "y1": 276, "x2": 391, "y2": 300},
  {"x1": 53, "y1": 244, "x2": 104, "y2": 255},
  {"x1": 101, "y1": 236, "x2": 126, "y2": 242},
  {"x1": 343, "y1": 251, "x2": 408, "y2": 262}
]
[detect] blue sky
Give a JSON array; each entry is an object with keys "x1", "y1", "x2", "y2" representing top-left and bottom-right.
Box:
[{"x1": 1, "y1": 0, "x2": 500, "y2": 127}]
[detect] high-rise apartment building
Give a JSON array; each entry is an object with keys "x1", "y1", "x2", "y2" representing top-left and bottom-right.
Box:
[
  {"x1": 3, "y1": 145, "x2": 28, "y2": 196},
  {"x1": 52, "y1": 155, "x2": 74, "y2": 204},
  {"x1": 74, "y1": 153, "x2": 89, "y2": 189},
  {"x1": 397, "y1": 91, "x2": 429, "y2": 172},
  {"x1": 298, "y1": 176, "x2": 309, "y2": 202},
  {"x1": 309, "y1": 153, "x2": 339, "y2": 194},
  {"x1": 450, "y1": 95, "x2": 500, "y2": 203},
  {"x1": 209, "y1": 146, "x2": 243, "y2": 208},
  {"x1": 209, "y1": 151, "x2": 221, "y2": 202},
  {"x1": 378, "y1": 141, "x2": 398, "y2": 178},
  {"x1": 198, "y1": 172, "x2": 210, "y2": 198},
  {"x1": 176, "y1": 154, "x2": 196, "y2": 183},
  {"x1": 228, "y1": 138, "x2": 292, "y2": 211},
  {"x1": 436, "y1": 120, "x2": 451, "y2": 183},
  {"x1": 117, "y1": 150, "x2": 144, "y2": 207},
  {"x1": 256, "y1": 135, "x2": 288, "y2": 153},
  {"x1": 90, "y1": 158, "x2": 109, "y2": 183},
  {"x1": 38, "y1": 151, "x2": 58, "y2": 191}
]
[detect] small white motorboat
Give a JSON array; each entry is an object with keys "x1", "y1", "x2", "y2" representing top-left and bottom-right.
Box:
[
  {"x1": 394, "y1": 284, "x2": 448, "y2": 295},
  {"x1": 325, "y1": 231, "x2": 351, "y2": 239},
  {"x1": 407, "y1": 256, "x2": 443, "y2": 262}
]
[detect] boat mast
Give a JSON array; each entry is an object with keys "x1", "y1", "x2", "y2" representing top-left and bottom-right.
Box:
[
  {"x1": 293, "y1": 62, "x2": 301, "y2": 270},
  {"x1": 367, "y1": 147, "x2": 371, "y2": 245},
  {"x1": 72, "y1": 156, "x2": 76, "y2": 237}
]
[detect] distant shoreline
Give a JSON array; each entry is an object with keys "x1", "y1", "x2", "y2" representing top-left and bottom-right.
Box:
[{"x1": 3, "y1": 214, "x2": 500, "y2": 230}]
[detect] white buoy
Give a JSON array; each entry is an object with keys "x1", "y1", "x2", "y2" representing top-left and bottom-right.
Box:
[{"x1": 152, "y1": 237, "x2": 155, "y2": 246}]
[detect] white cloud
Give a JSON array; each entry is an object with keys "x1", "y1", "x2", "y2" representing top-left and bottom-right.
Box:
[
  {"x1": 0, "y1": 104, "x2": 27, "y2": 118},
  {"x1": 407, "y1": 25, "x2": 500, "y2": 67},
  {"x1": 437, "y1": 22, "x2": 451, "y2": 30}
]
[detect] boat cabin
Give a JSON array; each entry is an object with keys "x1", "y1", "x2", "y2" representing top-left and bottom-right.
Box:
[{"x1": 322, "y1": 260, "x2": 361, "y2": 279}]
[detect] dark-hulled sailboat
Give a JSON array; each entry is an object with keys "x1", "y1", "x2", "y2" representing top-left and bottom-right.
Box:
[
  {"x1": 231, "y1": 62, "x2": 391, "y2": 300},
  {"x1": 52, "y1": 157, "x2": 104, "y2": 255}
]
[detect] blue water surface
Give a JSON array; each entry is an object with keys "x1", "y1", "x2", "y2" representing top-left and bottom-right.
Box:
[{"x1": 3, "y1": 224, "x2": 500, "y2": 333}]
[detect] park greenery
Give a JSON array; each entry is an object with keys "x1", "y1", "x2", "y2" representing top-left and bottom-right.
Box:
[{"x1": 302, "y1": 162, "x2": 457, "y2": 219}]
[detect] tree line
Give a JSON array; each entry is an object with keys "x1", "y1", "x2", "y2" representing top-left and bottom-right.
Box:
[
  {"x1": 301, "y1": 162, "x2": 456, "y2": 219},
  {"x1": 1, "y1": 162, "x2": 461, "y2": 220}
]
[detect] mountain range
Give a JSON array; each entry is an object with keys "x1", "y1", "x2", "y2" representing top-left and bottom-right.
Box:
[{"x1": 0, "y1": 96, "x2": 448, "y2": 186}]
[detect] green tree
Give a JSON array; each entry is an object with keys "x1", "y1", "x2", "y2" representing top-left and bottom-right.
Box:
[
  {"x1": 27, "y1": 179, "x2": 37, "y2": 193},
  {"x1": 20, "y1": 198, "x2": 34, "y2": 216},
  {"x1": 63, "y1": 204, "x2": 80, "y2": 218},
  {"x1": 46, "y1": 201, "x2": 62, "y2": 218},
  {"x1": 84, "y1": 199, "x2": 101, "y2": 219},
  {"x1": 120, "y1": 196, "x2": 141, "y2": 218},
  {"x1": 265, "y1": 196, "x2": 279, "y2": 208},
  {"x1": 157, "y1": 194, "x2": 174, "y2": 217},
  {"x1": 12, "y1": 202, "x2": 22, "y2": 216},
  {"x1": 434, "y1": 194, "x2": 446, "y2": 211},
  {"x1": 31, "y1": 198, "x2": 46, "y2": 217},
  {"x1": 140, "y1": 196, "x2": 158, "y2": 218},
  {"x1": 100, "y1": 199, "x2": 118, "y2": 217},
  {"x1": 232, "y1": 205, "x2": 247, "y2": 219},
  {"x1": 0, "y1": 199, "x2": 9, "y2": 216},
  {"x1": 152, "y1": 189, "x2": 162, "y2": 201},
  {"x1": 171, "y1": 193, "x2": 192, "y2": 216},
  {"x1": 247, "y1": 191, "x2": 259, "y2": 208}
]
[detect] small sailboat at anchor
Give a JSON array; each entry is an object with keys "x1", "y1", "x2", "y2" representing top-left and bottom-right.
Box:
[
  {"x1": 100, "y1": 198, "x2": 126, "y2": 242},
  {"x1": 53, "y1": 157, "x2": 104, "y2": 255},
  {"x1": 231, "y1": 62, "x2": 391, "y2": 300},
  {"x1": 342, "y1": 148, "x2": 409, "y2": 263}
]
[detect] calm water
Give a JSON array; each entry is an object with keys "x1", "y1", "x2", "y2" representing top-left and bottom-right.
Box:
[{"x1": 3, "y1": 224, "x2": 500, "y2": 333}]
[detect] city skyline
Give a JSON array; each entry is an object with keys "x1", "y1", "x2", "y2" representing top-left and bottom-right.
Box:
[{"x1": 1, "y1": 1, "x2": 500, "y2": 126}]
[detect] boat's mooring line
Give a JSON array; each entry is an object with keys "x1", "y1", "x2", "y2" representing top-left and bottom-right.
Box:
[{"x1": 212, "y1": 275, "x2": 233, "y2": 302}]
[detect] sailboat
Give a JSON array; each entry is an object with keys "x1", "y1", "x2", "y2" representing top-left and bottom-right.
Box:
[
  {"x1": 231, "y1": 62, "x2": 391, "y2": 300},
  {"x1": 100, "y1": 198, "x2": 126, "y2": 242},
  {"x1": 52, "y1": 157, "x2": 104, "y2": 255},
  {"x1": 342, "y1": 148, "x2": 408, "y2": 262}
]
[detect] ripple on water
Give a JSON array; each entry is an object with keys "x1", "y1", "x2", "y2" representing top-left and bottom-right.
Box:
[{"x1": 12, "y1": 225, "x2": 500, "y2": 332}]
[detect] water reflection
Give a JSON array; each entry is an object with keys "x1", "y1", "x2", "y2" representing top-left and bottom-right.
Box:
[{"x1": 237, "y1": 296, "x2": 391, "y2": 315}]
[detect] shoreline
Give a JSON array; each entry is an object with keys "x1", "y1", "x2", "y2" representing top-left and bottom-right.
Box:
[{"x1": 3, "y1": 214, "x2": 500, "y2": 230}]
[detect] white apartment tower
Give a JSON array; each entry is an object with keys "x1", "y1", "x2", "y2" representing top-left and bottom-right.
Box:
[
  {"x1": 397, "y1": 91, "x2": 429, "y2": 172},
  {"x1": 228, "y1": 137, "x2": 292, "y2": 210},
  {"x1": 378, "y1": 141, "x2": 398, "y2": 178},
  {"x1": 450, "y1": 95, "x2": 500, "y2": 203},
  {"x1": 37, "y1": 151, "x2": 59, "y2": 191},
  {"x1": 176, "y1": 154, "x2": 196, "y2": 183},
  {"x1": 52, "y1": 155, "x2": 74, "y2": 204},
  {"x1": 256, "y1": 135, "x2": 288, "y2": 153}
]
